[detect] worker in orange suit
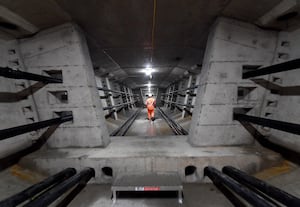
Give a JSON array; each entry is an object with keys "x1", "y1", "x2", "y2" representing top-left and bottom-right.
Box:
[{"x1": 145, "y1": 93, "x2": 156, "y2": 122}]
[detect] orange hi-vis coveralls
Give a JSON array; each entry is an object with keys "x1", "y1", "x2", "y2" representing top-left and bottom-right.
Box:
[{"x1": 145, "y1": 97, "x2": 156, "y2": 120}]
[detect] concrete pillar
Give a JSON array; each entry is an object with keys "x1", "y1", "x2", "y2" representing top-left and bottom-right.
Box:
[
  {"x1": 96, "y1": 76, "x2": 109, "y2": 117},
  {"x1": 260, "y1": 28, "x2": 300, "y2": 153},
  {"x1": 129, "y1": 88, "x2": 135, "y2": 108},
  {"x1": 188, "y1": 17, "x2": 278, "y2": 146},
  {"x1": 124, "y1": 86, "x2": 130, "y2": 108},
  {"x1": 0, "y1": 40, "x2": 36, "y2": 158},
  {"x1": 191, "y1": 74, "x2": 200, "y2": 113},
  {"x1": 182, "y1": 75, "x2": 192, "y2": 118},
  {"x1": 19, "y1": 23, "x2": 110, "y2": 147},
  {"x1": 106, "y1": 77, "x2": 118, "y2": 120}
]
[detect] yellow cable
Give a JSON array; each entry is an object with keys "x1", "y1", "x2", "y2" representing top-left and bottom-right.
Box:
[{"x1": 151, "y1": 0, "x2": 157, "y2": 63}]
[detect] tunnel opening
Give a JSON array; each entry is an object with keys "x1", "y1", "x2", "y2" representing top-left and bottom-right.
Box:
[
  {"x1": 185, "y1": 165, "x2": 198, "y2": 182},
  {"x1": 98, "y1": 76, "x2": 195, "y2": 137},
  {"x1": 102, "y1": 167, "x2": 113, "y2": 178},
  {"x1": 1, "y1": 1, "x2": 300, "y2": 206},
  {"x1": 185, "y1": 165, "x2": 197, "y2": 176}
]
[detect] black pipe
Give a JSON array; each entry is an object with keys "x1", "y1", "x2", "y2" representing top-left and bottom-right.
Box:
[
  {"x1": 204, "y1": 166, "x2": 273, "y2": 207},
  {"x1": 223, "y1": 166, "x2": 300, "y2": 206},
  {"x1": 24, "y1": 168, "x2": 95, "y2": 207},
  {"x1": 243, "y1": 59, "x2": 300, "y2": 79},
  {"x1": 98, "y1": 87, "x2": 138, "y2": 96},
  {"x1": 103, "y1": 101, "x2": 136, "y2": 110},
  {"x1": 0, "y1": 168, "x2": 76, "y2": 207},
  {"x1": 0, "y1": 67, "x2": 62, "y2": 83},
  {"x1": 212, "y1": 181, "x2": 247, "y2": 207},
  {"x1": 162, "y1": 100, "x2": 194, "y2": 108},
  {"x1": 0, "y1": 114, "x2": 73, "y2": 140},
  {"x1": 161, "y1": 85, "x2": 199, "y2": 95},
  {"x1": 55, "y1": 171, "x2": 93, "y2": 207},
  {"x1": 234, "y1": 113, "x2": 300, "y2": 135}
]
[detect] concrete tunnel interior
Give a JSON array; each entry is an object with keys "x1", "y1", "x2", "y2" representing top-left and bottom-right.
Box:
[{"x1": 0, "y1": 0, "x2": 300, "y2": 206}]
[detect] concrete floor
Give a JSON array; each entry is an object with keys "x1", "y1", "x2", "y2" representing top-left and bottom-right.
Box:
[
  {"x1": 106, "y1": 107, "x2": 191, "y2": 137},
  {"x1": 125, "y1": 108, "x2": 175, "y2": 136}
]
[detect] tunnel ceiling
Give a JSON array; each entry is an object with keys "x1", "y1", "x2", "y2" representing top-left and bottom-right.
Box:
[{"x1": 1, "y1": 0, "x2": 298, "y2": 88}]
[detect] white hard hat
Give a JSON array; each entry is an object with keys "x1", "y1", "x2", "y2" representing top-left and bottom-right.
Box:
[{"x1": 148, "y1": 93, "x2": 153, "y2": 97}]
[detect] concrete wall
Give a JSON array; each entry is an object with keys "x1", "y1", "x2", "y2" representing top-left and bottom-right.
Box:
[
  {"x1": 261, "y1": 28, "x2": 300, "y2": 153},
  {"x1": 189, "y1": 17, "x2": 278, "y2": 146},
  {"x1": 18, "y1": 23, "x2": 110, "y2": 148},
  {"x1": 0, "y1": 40, "x2": 40, "y2": 158}
]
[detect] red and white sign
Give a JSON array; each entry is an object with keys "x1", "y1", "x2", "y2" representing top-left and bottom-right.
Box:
[{"x1": 135, "y1": 186, "x2": 161, "y2": 191}]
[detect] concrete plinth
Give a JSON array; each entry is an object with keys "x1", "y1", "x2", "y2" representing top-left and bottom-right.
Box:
[{"x1": 20, "y1": 136, "x2": 281, "y2": 184}]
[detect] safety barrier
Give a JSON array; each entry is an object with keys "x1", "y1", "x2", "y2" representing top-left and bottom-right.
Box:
[{"x1": 204, "y1": 166, "x2": 300, "y2": 207}]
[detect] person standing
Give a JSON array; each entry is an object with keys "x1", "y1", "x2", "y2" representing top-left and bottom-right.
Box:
[{"x1": 145, "y1": 93, "x2": 156, "y2": 122}]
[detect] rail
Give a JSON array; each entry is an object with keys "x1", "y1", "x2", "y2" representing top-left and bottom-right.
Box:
[
  {"x1": 157, "y1": 107, "x2": 188, "y2": 135},
  {"x1": 110, "y1": 109, "x2": 141, "y2": 136}
]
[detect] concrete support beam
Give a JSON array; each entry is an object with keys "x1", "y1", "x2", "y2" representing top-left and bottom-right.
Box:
[
  {"x1": 256, "y1": 0, "x2": 298, "y2": 26},
  {"x1": 0, "y1": 6, "x2": 38, "y2": 34},
  {"x1": 18, "y1": 23, "x2": 110, "y2": 147},
  {"x1": 189, "y1": 17, "x2": 278, "y2": 146}
]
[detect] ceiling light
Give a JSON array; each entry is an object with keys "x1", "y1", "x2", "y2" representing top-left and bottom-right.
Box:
[{"x1": 144, "y1": 65, "x2": 153, "y2": 76}]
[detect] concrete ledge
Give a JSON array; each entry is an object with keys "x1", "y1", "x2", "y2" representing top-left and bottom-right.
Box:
[{"x1": 20, "y1": 136, "x2": 282, "y2": 183}]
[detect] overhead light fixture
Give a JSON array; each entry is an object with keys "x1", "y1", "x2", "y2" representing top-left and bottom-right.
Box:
[{"x1": 144, "y1": 64, "x2": 153, "y2": 76}]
